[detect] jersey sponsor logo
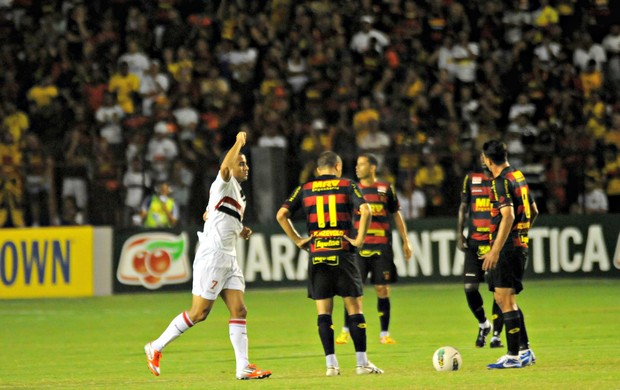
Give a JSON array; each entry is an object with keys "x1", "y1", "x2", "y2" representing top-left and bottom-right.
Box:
[
  {"x1": 312, "y1": 180, "x2": 341, "y2": 191},
  {"x1": 377, "y1": 185, "x2": 388, "y2": 194},
  {"x1": 370, "y1": 203, "x2": 385, "y2": 215},
  {"x1": 314, "y1": 237, "x2": 343, "y2": 250},
  {"x1": 288, "y1": 186, "x2": 301, "y2": 202},
  {"x1": 359, "y1": 249, "x2": 382, "y2": 257},
  {"x1": 474, "y1": 198, "x2": 491, "y2": 212},
  {"x1": 312, "y1": 255, "x2": 339, "y2": 266},
  {"x1": 117, "y1": 232, "x2": 191, "y2": 290},
  {"x1": 472, "y1": 176, "x2": 482, "y2": 184}
]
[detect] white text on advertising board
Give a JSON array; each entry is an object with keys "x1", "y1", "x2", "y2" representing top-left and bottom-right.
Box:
[{"x1": 232, "y1": 225, "x2": 613, "y2": 282}]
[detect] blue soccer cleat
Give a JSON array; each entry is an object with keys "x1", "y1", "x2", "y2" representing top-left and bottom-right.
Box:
[
  {"x1": 520, "y1": 349, "x2": 536, "y2": 366},
  {"x1": 487, "y1": 355, "x2": 522, "y2": 369}
]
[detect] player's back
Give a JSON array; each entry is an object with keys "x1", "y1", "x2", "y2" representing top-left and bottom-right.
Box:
[{"x1": 462, "y1": 172, "x2": 492, "y2": 242}]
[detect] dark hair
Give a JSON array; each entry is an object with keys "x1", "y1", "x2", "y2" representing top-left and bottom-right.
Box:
[
  {"x1": 482, "y1": 140, "x2": 508, "y2": 164},
  {"x1": 359, "y1": 153, "x2": 378, "y2": 167},
  {"x1": 317, "y1": 151, "x2": 341, "y2": 168}
]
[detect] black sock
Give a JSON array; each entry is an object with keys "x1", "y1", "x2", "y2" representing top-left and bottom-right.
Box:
[
  {"x1": 518, "y1": 308, "x2": 530, "y2": 350},
  {"x1": 492, "y1": 301, "x2": 503, "y2": 337},
  {"x1": 344, "y1": 308, "x2": 350, "y2": 330},
  {"x1": 348, "y1": 313, "x2": 367, "y2": 352},
  {"x1": 503, "y1": 310, "x2": 521, "y2": 356},
  {"x1": 317, "y1": 314, "x2": 334, "y2": 355},
  {"x1": 377, "y1": 297, "x2": 390, "y2": 332},
  {"x1": 465, "y1": 289, "x2": 487, "y2": 324}
]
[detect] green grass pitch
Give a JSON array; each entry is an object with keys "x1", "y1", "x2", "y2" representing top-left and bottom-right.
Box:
[{"x1": 1, "y1": 279, "x2": 619, "y2": 389}]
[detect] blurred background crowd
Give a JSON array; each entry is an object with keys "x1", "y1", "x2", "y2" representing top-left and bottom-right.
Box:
[{"x1": 1, "y1": 0, "x2": 619, "y2": 228}]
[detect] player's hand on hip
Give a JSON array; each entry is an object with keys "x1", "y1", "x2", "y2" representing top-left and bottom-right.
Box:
[
  {"x1": 240, "y1": 226, "x2": 252, "y2": 240},
  {"x1": 295, "y1": 236, "x2": 312, "y2": 251},
  {"x1": 343, "y1": 235, "x2": 364, "y2": 248}
]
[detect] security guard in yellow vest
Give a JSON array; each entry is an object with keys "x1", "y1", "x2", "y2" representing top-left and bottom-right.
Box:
[{"x1": 141, "y1": 181, "x2": 179, "y2": 228}]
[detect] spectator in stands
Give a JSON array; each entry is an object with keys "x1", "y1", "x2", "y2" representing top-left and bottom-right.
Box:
[
  {"x1": 140, "y1": 60, "x2": 170, "y2": 117},
  {"x1": 119, "y1": 38, "x2": 150, "y2": 81},
  {"x1": 122, "y1": 157, "x2": 151, "y2": 227},
  {"x1": 22, "y1": 133, "x2": 54, "y2": 226},
  {"x1": 357, "y1": 118, "x2": 391, "y2": 170},
  {"x1": 414, "y1": 153, "x2": 445, "y2": 216},
  {"x1": 140, "y1": 181, "x2": 179, "y2": 228},
  {"x1": 508, "y1": 93, "x2": 537, "y2": 122},
  {"x1": 577, "y1": 177, "x2": 608, "y2": 214},
  {"x1": 146, "y1": 121, "x2": 179, "y2": 183},
  {"x1": 573, "y1": 33, "x2": 607, "y2": 72},
  {"x1": 108, "y1": 61, "x2": 140, "y2": 115},
  {"x1": 602, "y1": 24, "x2": 620, "y2": 96},
  {"x1": 579, "y1": 59, "x2": 604, "y2": 98},
  {"x1": 396, "y1": 175, "x2": 426, "y2": 220},
  {"x1": 0, "y1": 125, "x2": 25, "y2": 227},
  {"x1": 59, "y1": 195, "x2": 85, "y2": 225},
  {"x1": 172, "y1": 96, "x2": 199, "y2": 141},
  {"x1": 169, "y1": 160, "x2": 194, "y2": 227},
  {"x1": 96, "y1": 92, "x2": 125, "y2": 159},
  {"x1": 602, "y1": 145, "x2": 620, "y2": 213},
  {"x1": 350, "y1": 15, "x2": 389, "y2": 55},
  {"x1": 60, "y1": 124, "x2": 92, "y2": 223}
]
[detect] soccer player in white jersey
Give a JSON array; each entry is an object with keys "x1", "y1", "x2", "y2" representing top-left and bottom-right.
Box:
[{"x1": 144, "y1": 131, "x2": 272, "y2": 380}]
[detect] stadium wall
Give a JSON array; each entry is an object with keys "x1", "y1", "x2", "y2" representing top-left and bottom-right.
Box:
[{"x1": 1, "y1": 215, "x2": 618, "y2": 299}]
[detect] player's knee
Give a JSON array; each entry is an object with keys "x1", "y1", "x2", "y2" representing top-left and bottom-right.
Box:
[
  {"x1": 464, "y1": 282, "x2": 479, "y2": 292},
  {"x1": 189, "y1": 307, "x2": 211, "y2": 323},
  {"x1": 375, "y1": 285, "x2": 389, "y2": 298},
  {"x1": 231, "y1": 304, "x2": 248, "y2": 319}
]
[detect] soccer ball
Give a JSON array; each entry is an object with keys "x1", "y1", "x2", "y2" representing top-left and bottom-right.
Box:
[{"x1": 432, "y1": 346, "x2": 462, "y2": 371}]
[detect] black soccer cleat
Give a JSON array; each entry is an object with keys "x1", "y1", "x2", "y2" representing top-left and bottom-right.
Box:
[
  {"x1": 490, "y1": 337, "x2": 504, "y2": 348},
  {"x1": 476, "y1": 326, "x2": 491, "y2": 348}
]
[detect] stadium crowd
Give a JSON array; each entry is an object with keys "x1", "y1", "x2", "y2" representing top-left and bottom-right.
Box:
[{"x1": 1, "y1": 0, "x2": 619, "y2": 228}]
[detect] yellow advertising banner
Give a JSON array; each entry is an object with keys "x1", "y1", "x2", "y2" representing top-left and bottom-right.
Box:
[{"x1": 0, "y1": 227, "x2": 94, "y2": 299}]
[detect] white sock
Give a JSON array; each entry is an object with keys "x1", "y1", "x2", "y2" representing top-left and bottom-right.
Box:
[
  {"x1": 480, "y1": 319, "x2": 491, "y2": 329},
  {"x1": 356, "y1": 351, "x2": 368, "y2": 366},
  {"x1": 326, "y1": 354, "x2": 338, "y2": 368},
  {"x1": 380, "y1": 331, "x2": 389, "y2": 337},
  {"x1": 229, "y1": 319, "x2": 249, "y2": 374},
  {"x1": 152, "y1": 311, "x2": 194, "y2": 351},
  {"x1": 342, "y1": 327, "x2": 349, "y2": 333}
]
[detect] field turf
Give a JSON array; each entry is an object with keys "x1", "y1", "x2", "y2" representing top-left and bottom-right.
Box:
[{"x1": 1, "y1": 279, "x2": 619, "y2": 389}]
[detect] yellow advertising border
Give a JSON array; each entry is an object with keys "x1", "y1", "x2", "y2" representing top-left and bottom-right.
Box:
[{"x1": 0, "y1": 226, "x2": 94, "y2": 299}]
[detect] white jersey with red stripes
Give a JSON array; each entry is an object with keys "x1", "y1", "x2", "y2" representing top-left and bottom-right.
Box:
[{"x1": 198, "y1": 171, "x2": 246, "y2": 255}]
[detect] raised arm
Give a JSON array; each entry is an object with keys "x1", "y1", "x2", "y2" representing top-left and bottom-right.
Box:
[{"x1": 220, "y1": 132, "x2": 246, "y2": 182}]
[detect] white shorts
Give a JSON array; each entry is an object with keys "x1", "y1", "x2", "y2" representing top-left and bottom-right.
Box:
[
  {"x1": 62, "y1": 178, "x2": 88, "y2": 209},
  {"x1": 192, "y1": 249, "x2": 245, "y2": 300}
]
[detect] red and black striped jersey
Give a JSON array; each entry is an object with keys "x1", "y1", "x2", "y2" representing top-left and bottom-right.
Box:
[
  {"x1": 281, "y1": 175, "x2": 366, "y2": 257},
  {"x1": 460, "y1": 172, "x2": 492, "y2": 242},
  {"x1": 353, "y1": 181, "x2": 399, "y2": 255},
  {"x1": 489, "y1": 166, "x2": 536, "y2": 248}
]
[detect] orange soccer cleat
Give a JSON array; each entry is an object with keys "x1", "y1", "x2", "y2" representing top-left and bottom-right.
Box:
[
  {"x1": 236, "y1": 364, "x2": 272, "y2": 380},
  {"x1": 144, "y1": 342, "x2": 162, "y2": 376}
]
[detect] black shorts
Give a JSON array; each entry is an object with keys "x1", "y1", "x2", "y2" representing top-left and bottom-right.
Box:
[
  {"x1": 356, "y1": 248, "x2": 398, "y2": 285},
  {"x1": 463, "y1": 240, "x2": 491, "y2": 285},
  {"x1": 307, "y1": 252, "x2": 364, "y2": 300},
  {"x1": 487, "y1": 244, "x2": 527, "y2": 294}
]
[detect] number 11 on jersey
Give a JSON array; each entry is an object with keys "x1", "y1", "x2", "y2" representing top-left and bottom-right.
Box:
[{"x1": 316, "y1": 195, "x2": 337, "y2": 228}]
